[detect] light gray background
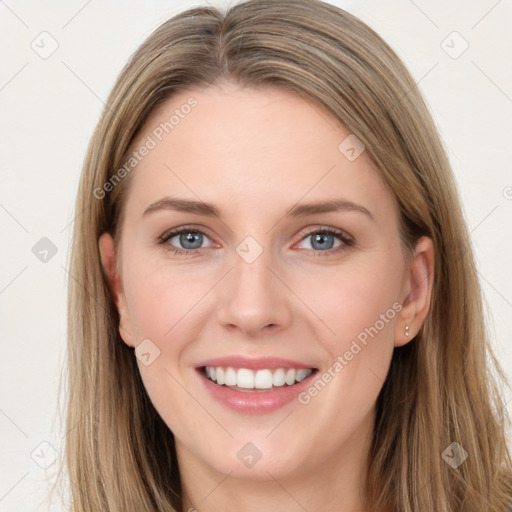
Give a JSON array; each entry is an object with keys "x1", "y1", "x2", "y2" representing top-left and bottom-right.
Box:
[{"x1": 1, "y1": 1, "x2": 511, "y2": 510}]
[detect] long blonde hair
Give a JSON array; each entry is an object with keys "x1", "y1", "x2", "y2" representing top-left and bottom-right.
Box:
[{"x1": 55, "y1": 0, "x2": 512, "y2": 510}]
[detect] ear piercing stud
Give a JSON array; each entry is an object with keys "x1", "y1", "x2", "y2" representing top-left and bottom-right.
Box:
[{"x1": 405, "y1": 325, "x2": 410, "y2": 337}]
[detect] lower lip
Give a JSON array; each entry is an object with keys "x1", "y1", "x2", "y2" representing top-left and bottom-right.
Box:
[{"x1": 197, "y1": 369, "x2": 317, "y2": 414}]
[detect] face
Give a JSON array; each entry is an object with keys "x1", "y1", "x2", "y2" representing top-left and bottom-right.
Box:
[{"x1": 99, "y1": 81, "x2": 433, "y2": 483}]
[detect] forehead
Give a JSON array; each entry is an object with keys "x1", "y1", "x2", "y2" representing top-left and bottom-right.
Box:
[{"x1": 123, "y1": 83, "x2": 396, "y2": 222}]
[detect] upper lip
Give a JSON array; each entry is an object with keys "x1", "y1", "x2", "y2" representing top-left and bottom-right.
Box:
[{"x1": 196, "y1": 356, "x2": 318, "y2": 371}]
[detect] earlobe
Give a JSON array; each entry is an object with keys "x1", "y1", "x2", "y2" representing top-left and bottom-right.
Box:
[
  {"x1": 98, "y1": 232, "x2": 134, "y2": 348},
  {"x1": 395, "y1": 236, "x2": 435, "y2": 347}
]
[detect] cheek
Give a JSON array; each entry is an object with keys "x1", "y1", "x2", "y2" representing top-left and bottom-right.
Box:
[
  {"x1": 121, "y1": 261, "x2": 206, "y2": 433},
  {"x1": 319, "y1": 257, "x2": 400, "y2": 325},
  {"x1": 290, "y1": 265, "x2": 401, "y2": 449},
  {"x1": 122, "y1": 255, "x2": 210, "y2": 342},
  {"x1": 313, "y1": 256, "x2": 402, "y2": 375}
]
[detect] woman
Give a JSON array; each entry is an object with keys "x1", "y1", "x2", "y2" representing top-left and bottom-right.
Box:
[{"x1": 57, "y1": 0, "x2": 512, "y2": 510}]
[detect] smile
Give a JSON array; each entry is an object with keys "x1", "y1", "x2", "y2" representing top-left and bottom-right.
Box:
[
  {"x1": 204, "y1": 366, "x2": 314, "y2": 390},
  {"x1": 196, "y1": 358, "x2": 319, "y2": 413}
]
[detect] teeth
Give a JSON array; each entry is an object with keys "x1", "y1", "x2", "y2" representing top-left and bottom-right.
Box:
[
  {"x1": 296, "y1": 369, "x2": 310, "y2": 382},
  {"x1": 254, "y1": 369, "x2": 273, "y2": 389},
  {"x1": 204, "y1": 366, "x2": 314, "y2": 389},
  {"x1": 224, "y1": 367, "x2": 237, "y2": 386},
  {"x1": 285, "y1": 369, "x2": 296, "y2": 385},
  {"x1": 237, "y1": 368, "x2": 254, "y2": 389},
  {"x1": 272, "y1": 368, "x2": 286, "y2": 386}
]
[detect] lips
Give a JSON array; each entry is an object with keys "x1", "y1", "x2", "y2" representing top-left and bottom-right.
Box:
[
  {"x1": 195, "y1": 356, "x2": 319, "y2": 413},
  {"x1": 195, "y1": 355, "x2": 316, "y2": 371}
]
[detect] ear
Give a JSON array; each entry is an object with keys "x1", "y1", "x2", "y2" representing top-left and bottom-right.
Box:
[
  {"x1": 98, "y1": 232, "x2": 135, "y2": 348},
  {"x1": 395, "y1": 236, "x2": 435, "y2": 347}
]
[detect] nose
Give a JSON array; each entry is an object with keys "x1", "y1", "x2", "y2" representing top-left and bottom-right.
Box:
[{"x1": 215, "y1": 244, "x2": 292, "y2": 338}]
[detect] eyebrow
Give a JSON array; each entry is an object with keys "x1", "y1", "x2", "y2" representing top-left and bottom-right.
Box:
[{"x1": 143, "y1": 196, "x2": 374, "y2": 220}]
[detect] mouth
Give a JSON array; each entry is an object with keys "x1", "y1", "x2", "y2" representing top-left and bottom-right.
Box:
[
  {"x1": 195, "y1": 358, "x2": 319, "y2": 414},
  {"x1": 200, "y1": 366, "x2": 318, "y2": 392}
]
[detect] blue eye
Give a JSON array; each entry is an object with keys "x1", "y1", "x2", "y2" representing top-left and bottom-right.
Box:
[
  {"x1": 298, "y1": 227, "x2": 354, "y2": 257},
  {"x1": 298, "y1": 229, "x2": 345, "y2": 251},
  {"x1": 158, "y1": 226, "x2": 354, "y2": 257},
  {"x1": 159, "y1": 228, "x2": 215, "y2": 255}
]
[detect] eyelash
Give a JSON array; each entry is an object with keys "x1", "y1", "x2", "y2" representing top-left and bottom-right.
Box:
[{"x1": 157, "y1": 225, "x2": 355, "y2": 258}]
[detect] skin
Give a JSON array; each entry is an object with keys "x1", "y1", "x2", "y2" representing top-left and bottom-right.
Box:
[{"x1": 99, "y1": 80, "x2": 434, "y2": 512}]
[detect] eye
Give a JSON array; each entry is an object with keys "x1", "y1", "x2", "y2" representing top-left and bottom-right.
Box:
[
  {"x1": 158, "y1": 226, "x2": 215, "y2": 255},
  {"x1": 158, "y1": 225, "x2": 354, "y2": 257},
  {"x1": 295, "y1": 227, "x2": 354, "y2": 257}
]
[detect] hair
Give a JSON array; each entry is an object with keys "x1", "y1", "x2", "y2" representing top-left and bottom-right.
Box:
[{"x1": 53, "y1": 0, "x2": 512, "y2": 510}]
